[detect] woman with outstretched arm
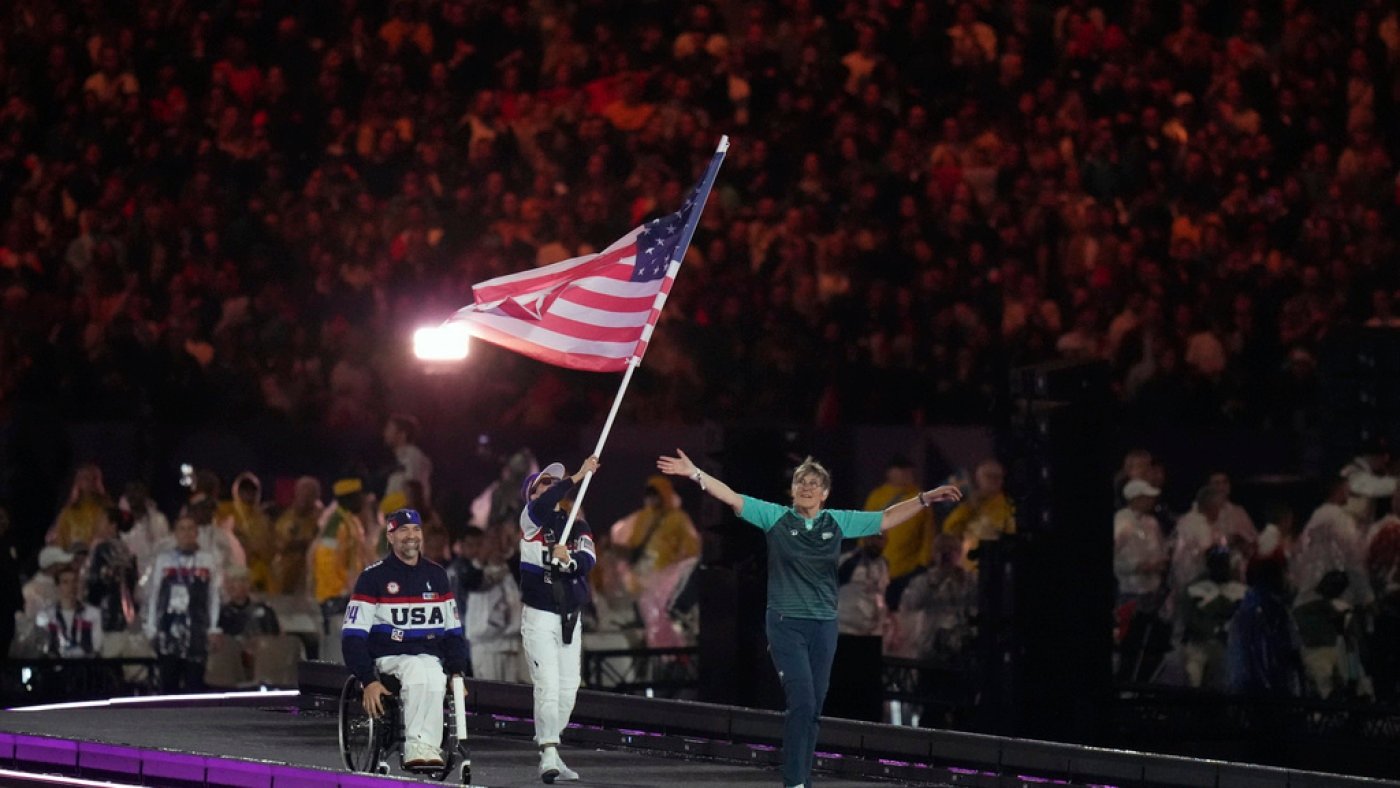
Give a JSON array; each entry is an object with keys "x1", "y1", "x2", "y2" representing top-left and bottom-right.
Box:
[{"x1": 657, "y1": 449, "x2": 962, "y2": 788}]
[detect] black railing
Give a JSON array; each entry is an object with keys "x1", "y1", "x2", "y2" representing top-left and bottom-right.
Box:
[
  {"x1": 582, "y1": 647, "x2": 698, "y2": 697},
  {"x1": 2, "y1": 658, "x2": 160, "y2": 707}
]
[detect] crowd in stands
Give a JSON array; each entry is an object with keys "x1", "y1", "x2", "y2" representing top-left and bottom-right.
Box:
[
  {"x1": 1, "y1": 417, "x2": 707, "y2": 696},
  {"x1": 1112, "y1": 443, "x2": 1400, "y2": 702},
  {"x1": 3, "y1": 0, "x2": 1398, "y2": 434},
  {"x1": 837, "y1": 442, "x2": 1400, "y2": 710},
  {"x1": 10, "y1": 429, "x2": 1400, "y2": 714}
]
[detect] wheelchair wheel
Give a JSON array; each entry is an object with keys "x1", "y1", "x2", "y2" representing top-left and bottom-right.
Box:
[
  {"x1": 459, "y1": 759, "x2": 471, "y2": 784},
  {"x1": 338, "y1": 677, "x2": 383, "y2": 772}
]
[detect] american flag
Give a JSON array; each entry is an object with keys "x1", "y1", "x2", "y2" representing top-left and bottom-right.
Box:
[{"x1": 448, "y1": 143, "x2": 727, "y2": 372}]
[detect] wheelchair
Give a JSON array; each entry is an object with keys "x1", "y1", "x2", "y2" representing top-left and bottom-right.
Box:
[{"x1": 338, "y1": 672, "x2": 471, "y2": 783}]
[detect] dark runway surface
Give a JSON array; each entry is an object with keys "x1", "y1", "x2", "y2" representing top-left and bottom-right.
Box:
[{"x1": 0, "y1": 704, "x2": 926, "y2": 787}]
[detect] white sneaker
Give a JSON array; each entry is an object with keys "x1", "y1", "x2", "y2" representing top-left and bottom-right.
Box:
[
  {"x1": 538, "y1": 747, "x2": 561, "y2": 784},
  {"x1": 554, "y1": 752, "x2": 579, "y2": 781},
  {"x1": 404, "y1": 741, "x2": 444, "y2": 768}
]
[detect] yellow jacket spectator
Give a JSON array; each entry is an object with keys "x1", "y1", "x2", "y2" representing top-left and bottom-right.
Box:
[
  {"x1": 942, "y1": 460, "x2": 1016, "y2": 567},
  {"x1": 611, "y1": 475, "x2": 701, "y2": 596},
  {"x1": 865, "y1": 458, "x2": 934, "y2": 582},
  {"x1": 50, "y1": 464, "x2": 112, "y2": 550},
  {"x1": 310, "y1": 479, "x2": 367, "y2": 605},
  {"x1": 269, "y1": 477, "x2": 323, "y2": 595},
  {"x1": 220, "y1": 472, "x2": 273, "y2": 592}
]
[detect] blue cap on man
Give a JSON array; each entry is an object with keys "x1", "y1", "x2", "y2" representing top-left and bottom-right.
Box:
[{"x1": 386, "y1": 508, "x2": 422, "y2": 532}]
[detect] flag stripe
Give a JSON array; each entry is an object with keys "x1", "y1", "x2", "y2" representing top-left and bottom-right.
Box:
[
  {"x1": 465, "y1": 312, "x2": 641, "y2": 360},
  {"x1": 555, "y1": 287, "x2": 656, "y2": 314},
  {"x1": 469, "y1": 320, "x2": 630, "y2": 372},
  {"x1": 531, "y1": 310, "x2": 654, "y2": 343},
  {"x1": 565, "y1": 274, "x2": 660, "y2": 298},
  {"x1": 547, "y1": 299, "x2": 653, "y2": 328}
]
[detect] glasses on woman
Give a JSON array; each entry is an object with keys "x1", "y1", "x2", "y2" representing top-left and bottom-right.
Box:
[
  {"x1": 793, "y1": 477, "x2": 825, "y2": 489},
  {"x1": 535, "y1": 477, "x2": 557, "y2": 489}
]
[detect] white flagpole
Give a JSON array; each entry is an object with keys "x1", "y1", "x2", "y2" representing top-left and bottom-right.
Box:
[{"x1": 557, "y1": 135, "x2": 730, "y2": 545}]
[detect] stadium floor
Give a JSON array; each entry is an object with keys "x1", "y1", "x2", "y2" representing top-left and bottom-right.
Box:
[{"x1": 0, "y1": 703, "x2": 953, "y2": 787}]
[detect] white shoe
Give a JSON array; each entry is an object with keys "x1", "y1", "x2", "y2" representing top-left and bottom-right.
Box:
[
  {"x1": 554, "y1": 752, "x2": 579, "y2": 781},
  {"x1": 539, "y1": 747, "x2": 561, "y2": 784},
  {"x1": 404, "y1": 741, "x2": 444, "y2": 768}
]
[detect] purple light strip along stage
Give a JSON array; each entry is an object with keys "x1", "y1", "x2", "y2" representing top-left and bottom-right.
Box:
[{"x1": 0, "y1": 732, "x2": 424, "y2": 787}]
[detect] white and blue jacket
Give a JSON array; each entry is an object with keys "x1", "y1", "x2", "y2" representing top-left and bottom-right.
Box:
[
  {"x1": 519, "y1": 477, "x2": 596, "y2": 614},
  {"x1": 341, "y1": 553, "x2": 470, "y2": 686}
]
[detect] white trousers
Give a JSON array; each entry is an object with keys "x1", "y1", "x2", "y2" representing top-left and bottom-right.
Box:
[
  {"x1": 375, "y1": 654, "x2": 445, "y2": 749},
  {"x1": 520, "y1": 606, "x2": 581, "y2": 746}
]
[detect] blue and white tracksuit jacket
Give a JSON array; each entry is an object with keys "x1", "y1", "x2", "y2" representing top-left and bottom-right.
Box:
[
  {"x1": 518, "y1": 478, "x2": 596, "y2": 613},
  {"x1": 341, "y1": 554, "x2": 470, "y2": 686}
]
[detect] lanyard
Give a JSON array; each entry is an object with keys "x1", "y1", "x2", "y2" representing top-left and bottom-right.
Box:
[{"x1": 53, "y1": 606, "x2": 81, "y2": 647}]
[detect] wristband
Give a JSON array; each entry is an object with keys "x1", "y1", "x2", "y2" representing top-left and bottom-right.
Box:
[
  {"x1": 692, "y1": 470, "x2": 707, "y2": 492},
  {"x1": 917, "y1": 491, "x2": 929, "y2": 508}
]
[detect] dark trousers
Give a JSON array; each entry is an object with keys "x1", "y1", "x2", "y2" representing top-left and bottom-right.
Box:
[
  {"x1": 158, "y1": 655, "x2": 206, "y2": 694},
  {"x1": 766, "y1": 610, "x2": 838, "y2": 788}
]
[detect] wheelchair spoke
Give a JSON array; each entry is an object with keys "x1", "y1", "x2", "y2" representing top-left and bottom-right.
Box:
[{"x1": 339, "y1": 678, "x2": 380, "y2": 773}]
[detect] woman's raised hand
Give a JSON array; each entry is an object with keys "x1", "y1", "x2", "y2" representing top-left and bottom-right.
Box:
[{"x1": 657, "y1": 449, "x2": 695, "y2": 478}]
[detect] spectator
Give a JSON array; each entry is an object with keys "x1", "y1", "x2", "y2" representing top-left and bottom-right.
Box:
[
  {"x1": 1228, "y1": 557, "x2": 1303, "y2": 698},
  {"x1": 119, "y1": 482, "x2": 170, "y2": 595},
  {"x1": 84, "y1": 509, "x2": 138, "y2": 654},
  {"x1": 208, "y1": 565, "x2": 282, "y2": 689},
  {"x1": 49, "y1": 464, "x2": 111, "y2": 551},
  {"x1": 610, "y1": 476, "x2": 700, "y2": 647},
  {"x1": 269, "y1": 477, "x2": 323, "y2": 595},
  {"x1": 382, "y1": 413, "x2": 433, "y2": 514},
  {"x1": 1293, "y1": 569, "x2": 1367, "y2": 699},
  {"x1": 1172, "y1": 486, "x2": 1234, "y2": 595},
  {"x1": 470, "y1": 449, "x2": 537, "y2": 531},
  {"x1": 1180, "y1": 546, "x2": 1245, "y2": 690},
  {"x1": 1206, "y1": 472, "x2": 1259, "y2": 556},
  {"x1": 942, "y1": 459, "x2": 1016, "y2": 569},
  {"x1": 310, "y1": 478, "x2": 368, "y2": 661},
  {"x1": 837, "y1": 535, "x2": 890, "y2": 641},
  {"x1": 219, "y1": 566, "x2": 281, "y2": 638},
  {"x1": 463, "y1": 523, "x2": 523, "y2": 682},
  {"x1": 1114, "y1": 449, "x2": 1155, "y2": 507},
  {"x1": 1114, "y1": 478, "x2": 1169, "y2": 682},
  {"x1": 405, "y1": 480, "x2": 450, "y2": 564},
  {"x1": 893, "y1": 534, "x2": 976, "y2": 664},
  {"x1": 146, "y1": 516, "x2": 222, "y2": 694},
  {"x1": 184, "y1": 493, "x2": 246, "y2": 577},
  {"x1": 221, "y1": 473, "x2": 274, "y2": 592},
  {"x1": 24, "y1": 546, "x2": 76, "y2": 621},
  {"x1": 34, "y1": 567, "x2": 103, "y2": 658},
  {"x1": 447, "y1": 526, "x2": 486, "y2": 626},
  {"x1": 1341, "y1": 439, "x2": 1397, "y2": 524},
  {"x1": 864, "y1": 456, "x2": 933, "y2": 609},
  {"x1": 1292, "y1": 479, "x2": 1373, "y2": 609}
]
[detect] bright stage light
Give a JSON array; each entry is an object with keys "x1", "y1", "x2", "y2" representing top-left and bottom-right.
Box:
[{"x1": 413, "y1": 323, "x2": 470, "y2": 361}]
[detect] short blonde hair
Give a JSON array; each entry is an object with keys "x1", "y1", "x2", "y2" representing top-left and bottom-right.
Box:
[{"x1": 792, "y1": 456, "x2": 831, "y2": 489}]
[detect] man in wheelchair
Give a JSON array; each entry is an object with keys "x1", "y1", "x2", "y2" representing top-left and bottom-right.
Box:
[{"x1": 342, "y1": 508, "x2": 469, "y2": 769}]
